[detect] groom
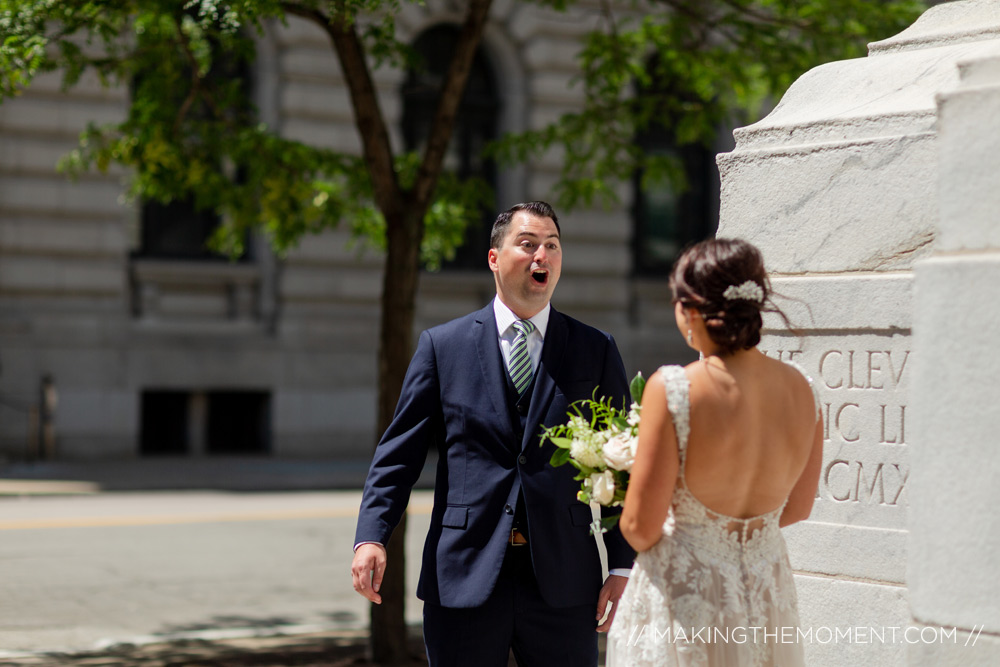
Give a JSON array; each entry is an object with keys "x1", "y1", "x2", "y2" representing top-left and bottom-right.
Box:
[{"x1": 352, "y1": 201, "x2": 634, "y2": 666}]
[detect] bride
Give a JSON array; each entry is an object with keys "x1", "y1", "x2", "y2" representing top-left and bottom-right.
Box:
[{"x1": 607, "y1": 238, "x2": 823, "y2": 667}]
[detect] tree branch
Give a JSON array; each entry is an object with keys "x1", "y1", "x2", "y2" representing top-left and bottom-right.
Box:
[
  {"x1": 171, "y1": 13, "x2": 223, "y2": 129},
  {"x1": 409, "y1": 0, "x2": 493, "y2": 213},
  {"x1": 282, "y1": 2, "x2": 403, "y2": 219}
]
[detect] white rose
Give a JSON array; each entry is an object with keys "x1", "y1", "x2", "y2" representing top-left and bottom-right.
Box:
[
  {"x1": 590, "y1": 470, "x2": 616, "y2": 505},
  {"x1": 602, "y1": 433, "x2": 635, "y2": 472}
]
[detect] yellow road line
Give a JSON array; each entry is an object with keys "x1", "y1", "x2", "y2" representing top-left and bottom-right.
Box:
[{"x1": 0, "y1": 503, "x2": 434, "y2": 531}]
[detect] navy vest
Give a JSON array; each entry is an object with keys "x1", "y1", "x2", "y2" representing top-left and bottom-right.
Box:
[{"x1": 504, "y1": 364, "x2": 535, "y2": 534}]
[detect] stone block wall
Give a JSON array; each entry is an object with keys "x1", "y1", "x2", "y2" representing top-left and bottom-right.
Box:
[{"x1": 717, "y1": 1, "x2": 1000, "y2": 663}]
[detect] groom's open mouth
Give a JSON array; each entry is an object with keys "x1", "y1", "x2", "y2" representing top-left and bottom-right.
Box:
[{"x1": 531, "y1": 269, "x2": 548, "y2": 285}]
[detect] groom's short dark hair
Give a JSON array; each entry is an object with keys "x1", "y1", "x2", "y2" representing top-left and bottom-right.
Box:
[{"x1": 490, "y1": 201, "x2": 561, "y2": 249}]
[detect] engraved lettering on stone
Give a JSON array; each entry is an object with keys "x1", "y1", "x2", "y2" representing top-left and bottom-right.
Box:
[
  {"x1": 888, "y1": 464, "x2": 908, "y2": 505},
  {"x1": 855, "y1": 462, "x2": 886, "y2": 504},
  {"x1": 819, "y1": 350, "x2": 844, "y2": 389},
  {"x1": 886, "y1": 350, "x2": 909, "y2": 387},
  {"x1": 868, "y1": 351, "x2": 884, "y2": 389},
  {"x1": 821, "y1": 459, "x2": 908, "y2": 505},
  {"x1": 824, "y1": 459, "x2": 852, "y2": 502},
  {"x1": 816, "y1": 349, "x2": 909, "y2": 390},
  {"x1": 835, "y1": 403, "x2": 861, "y2": 442},
  {"x1": 822, "y1": 403, "x2": 832, "y2": 441},
  {"x1": 879, "y1": 405, "x2": 906, "y2": 445},
  {"x1": 760, "y1": 349, "x2": 804, "y2": 363},
  {"x1": 848, "y1": 351, "x2": 865, "y2": 389}
]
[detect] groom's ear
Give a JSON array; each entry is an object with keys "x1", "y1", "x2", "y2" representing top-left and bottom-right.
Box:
[{"x1": 488, "y1": 247, "x2": 499, "y2": 272}]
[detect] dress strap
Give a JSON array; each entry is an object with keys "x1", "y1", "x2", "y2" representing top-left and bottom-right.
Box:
[
  {"x1": 658, "y1": 365, "x2": 691, "y2": 464},
  {"x1": 785, "y1": 360, "x2": 822, "y2": 421}
]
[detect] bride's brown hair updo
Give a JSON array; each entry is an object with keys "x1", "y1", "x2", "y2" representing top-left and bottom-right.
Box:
[{"x1": 669, "y1": 238, "x2": 776, "y2": 355}]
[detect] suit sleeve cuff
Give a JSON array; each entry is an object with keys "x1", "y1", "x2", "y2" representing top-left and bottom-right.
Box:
[{"x1": 354, "y1": 541, "x2": 385, "y2": 552}]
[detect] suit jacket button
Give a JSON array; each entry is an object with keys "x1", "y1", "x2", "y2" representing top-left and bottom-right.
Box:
[
  {"x1": 518, "y1": 455, "x2": 527, "y2": 465},
  {"x1": 504, "y1": 504, "x2": 514, "y2": 515},
  {"x1": 517, "y1": 404, "x2": 527, "y2": 414}
]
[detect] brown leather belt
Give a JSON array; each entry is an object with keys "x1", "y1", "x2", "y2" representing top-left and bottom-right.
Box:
[{"x1": 509, "y1": 528, "x2": 528, "y2": 546}]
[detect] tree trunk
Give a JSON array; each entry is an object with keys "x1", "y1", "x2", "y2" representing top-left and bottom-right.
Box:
[
  {"x1": 370, "y1": 205, "x2": 424, "y2": 664},
  {"x1": 302, "y1": 1, "x2": 494, "y2": 660},
  {"x1": 371, "y1": 512, "x2": 409, "y2": 662}
]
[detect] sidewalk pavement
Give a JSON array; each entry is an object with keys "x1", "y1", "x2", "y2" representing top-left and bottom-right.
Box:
[
  {"x1": 0, "y1": 456, "x2": 437, "y2": 496},
  {"x1": 0, "y1": 456, "x2": 605, "y2": 667},
  {"x1": 0, "y1": 456, "x2": 437, "y2": 666},
  {"x1": 0, "y1": 627, "x2": 429, "y2": 667}
]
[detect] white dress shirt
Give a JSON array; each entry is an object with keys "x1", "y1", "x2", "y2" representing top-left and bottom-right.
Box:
[{"x1": 493, "y1": 296, "x2": 549, "y2": 382}]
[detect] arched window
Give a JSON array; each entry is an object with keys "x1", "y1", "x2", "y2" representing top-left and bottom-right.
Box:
[
  {"x1": 402, "y1": 24, "x2": 499, "y2": 270},
  {"x1": 632, "y1": 67, "x2": 717, "y2": 276}
]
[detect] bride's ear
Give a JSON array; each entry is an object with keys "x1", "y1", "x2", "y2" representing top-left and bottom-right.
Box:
[{"x1": 674, "y1": 301, "x2": 689, "y2": 324}]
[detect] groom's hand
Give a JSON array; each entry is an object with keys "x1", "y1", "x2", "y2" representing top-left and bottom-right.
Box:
[
  {"x1": 595, "y1": 574, "x2": 629, "y2": 632},
  {"x1": 352, "y1": 543, "x2": 387, "y2": 604}
]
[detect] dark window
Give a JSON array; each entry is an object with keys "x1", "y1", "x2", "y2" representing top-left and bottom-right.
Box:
[
  {"x1": 140, "y1": 391, "x2": 190, "y2": 455},
  {"x1": 139, "y1": 390, "x2": 271, "y2": 456},
  {"x1": 133, "y1": 29, "x2": 253, "y2": 262},
  {"x1": 138, "y1": 198, "x2": 228, "y2": 260},
  {"x1": 632, "y1": 73, "x2": 717, "y2": 276},
  {"x1": 206, "y1": 391, "x2": 271, "y2": 455},
  {"x1": 402, "y1": 24, "x2": 499, "y2": 270}
]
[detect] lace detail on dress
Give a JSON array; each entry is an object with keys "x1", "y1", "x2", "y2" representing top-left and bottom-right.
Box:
[
  {"x1": 660, "y1": 365, "x2": 691, "y2": 455},
  {"x1": 607, "y1": 364, "x2": 805, "y2": 667}
]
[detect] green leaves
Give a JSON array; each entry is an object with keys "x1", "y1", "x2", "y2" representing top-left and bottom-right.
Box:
[
  {"x1": 629, "y1": 372, "x2": 646, "y2": 406},
  {"x1": 4, "y1": 0, "x2": 489, "y2": 265},
  {"x1": 2, "y1": 0, "x2": 926, "y2": 262},
  {"x1": 492, "y1": 0, "x2": 926, "y2": 211}
]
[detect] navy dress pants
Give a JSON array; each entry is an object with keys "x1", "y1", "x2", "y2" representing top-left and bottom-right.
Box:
[{"x1": 422, "y1": 545, "x2": 598, "y2": 667}]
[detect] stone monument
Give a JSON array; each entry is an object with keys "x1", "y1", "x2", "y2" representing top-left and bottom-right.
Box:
[{"x1": 716, "y1": 1, "x2": 1000, "y2": 664}]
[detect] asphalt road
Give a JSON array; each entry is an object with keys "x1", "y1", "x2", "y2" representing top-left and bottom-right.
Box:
[{"x1": 0, "y1": 490, "x2": 433, "y2": 659}]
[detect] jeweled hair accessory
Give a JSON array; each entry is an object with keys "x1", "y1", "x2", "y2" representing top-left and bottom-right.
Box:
[{"x1": 723, "y1": 280, "x2": 764, "y2": 303}]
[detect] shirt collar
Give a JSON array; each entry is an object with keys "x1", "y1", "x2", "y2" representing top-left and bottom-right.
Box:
[{"x1": 493, "y1": 296, "x2": 550, "y2": 339}]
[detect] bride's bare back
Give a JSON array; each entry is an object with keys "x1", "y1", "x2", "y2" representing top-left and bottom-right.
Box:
[
  {"x1": 683, "y1": 350, "x2": 821, "y2": 522},
  {"x1": 621, "y1": 349, "x2": 823, "y2": 552}
]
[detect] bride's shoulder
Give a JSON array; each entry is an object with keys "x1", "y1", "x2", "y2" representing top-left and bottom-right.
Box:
[
  {"x1": 779, "y1": 358, "x2": 816, "y2": 389},
  {"x1": 777, "y1": 358, "x2": 821, "y2": 416}
]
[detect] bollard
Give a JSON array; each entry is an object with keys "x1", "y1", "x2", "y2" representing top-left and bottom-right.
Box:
[{"x1": 39, "y1": 374, "x2": 58, "y2": 460}]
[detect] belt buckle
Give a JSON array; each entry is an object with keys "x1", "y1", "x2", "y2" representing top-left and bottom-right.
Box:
[{"x1": 509, "y1": 528, "x2": 527, "y2": 546}]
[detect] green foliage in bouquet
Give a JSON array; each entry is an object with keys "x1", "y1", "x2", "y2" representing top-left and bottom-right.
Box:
[{"x1": 541, "y1": 373, "x2": 646, "y2": 533}]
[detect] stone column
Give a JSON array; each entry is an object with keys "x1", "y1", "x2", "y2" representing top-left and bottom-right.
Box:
[
  {"x1": 908, "y1": 49, "x2": 1000, "y2": 665},
  {"x1": 715, "y1": 2, "x2": 1000, "y2": 665}
]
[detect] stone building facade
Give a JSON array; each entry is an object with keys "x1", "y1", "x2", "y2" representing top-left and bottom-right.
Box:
[{"x1": 0, "y1": 2, "x2": 708, "y2": 461}]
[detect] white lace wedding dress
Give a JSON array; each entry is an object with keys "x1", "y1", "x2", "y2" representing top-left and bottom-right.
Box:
[{"x1": 607, "y1": 364, "x2": 818, "y2": 667}]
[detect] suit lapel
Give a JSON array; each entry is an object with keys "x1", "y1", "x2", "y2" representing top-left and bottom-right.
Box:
[
  {"x1": 474, "y1": 304, "x2": 513, "y2": 429},
  {"x1": 523, "y1": 307, "x2": 567, "y2": 451}
]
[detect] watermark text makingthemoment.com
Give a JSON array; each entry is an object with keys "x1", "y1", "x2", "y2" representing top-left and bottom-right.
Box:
[{"x1": 624, "y1": 625, "x2": 986, "y2": 647}]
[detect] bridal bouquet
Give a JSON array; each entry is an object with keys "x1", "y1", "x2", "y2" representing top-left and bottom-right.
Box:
[{"x1": 540, "y1": 373, "x2": 645, "y2": 533}]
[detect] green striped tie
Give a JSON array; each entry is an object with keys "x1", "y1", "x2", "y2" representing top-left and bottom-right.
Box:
[{"x1": 508, "y1": 319, "x2": 536, "y2": 396}]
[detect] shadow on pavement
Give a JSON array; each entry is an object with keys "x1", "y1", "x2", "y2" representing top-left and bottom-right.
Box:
[
  {"x1": 0, "y1": 631, "x2": 428, "y2": 667},
  {"x1": 0, "y1": 629, "x2": 606, "y2": 666}
]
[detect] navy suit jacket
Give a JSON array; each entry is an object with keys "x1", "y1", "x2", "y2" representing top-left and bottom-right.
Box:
[{"x1": 354, "y1": 303, "x2": 635, "y2": 609}]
